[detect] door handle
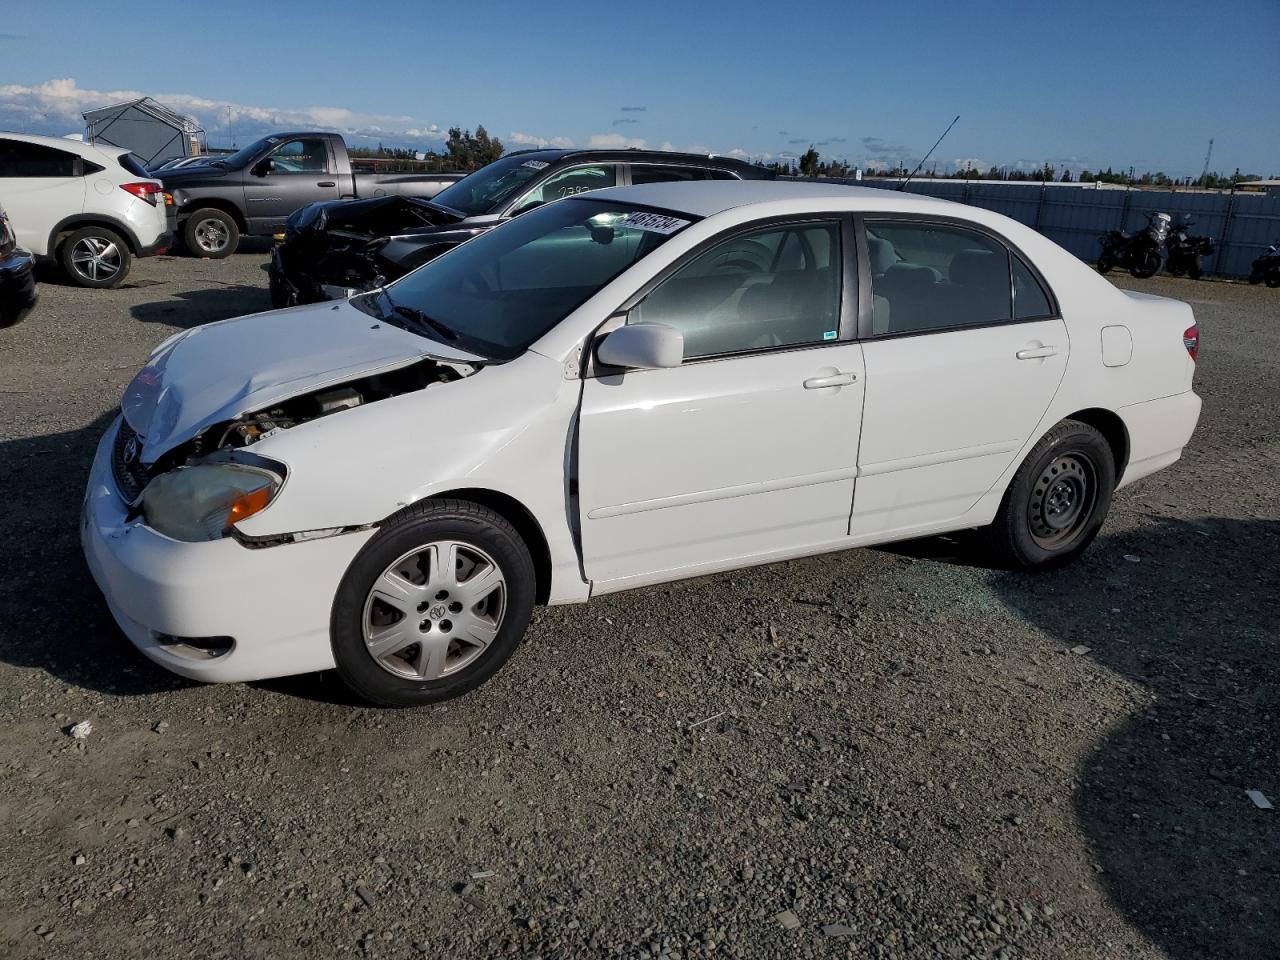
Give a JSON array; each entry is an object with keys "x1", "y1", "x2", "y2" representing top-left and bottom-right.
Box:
[
  {"x1": 317, "y1": 181, "x2": 336, "y2": 188},
  {"x1": 1016, "y1": 345, "x2": 1058, "y2": 360},
  {"x1": 803, "y1": 371, "x2": 858, "y2": 389}
]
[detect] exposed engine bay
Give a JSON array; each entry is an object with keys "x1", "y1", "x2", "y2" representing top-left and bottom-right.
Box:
[
  {"x1": 142, "y1": 357, "x2": 475, "y2": 477},
  {"x1": 272, "y1": 196, "x2": 474, "y2": 306}
]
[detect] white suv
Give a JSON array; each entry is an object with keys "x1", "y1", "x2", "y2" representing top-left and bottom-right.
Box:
[{"x1": 0, "y1": 133, "x2": 171, "y2": 288}]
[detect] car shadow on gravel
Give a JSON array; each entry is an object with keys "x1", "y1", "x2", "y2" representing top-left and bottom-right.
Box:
[
  {"x1": 0, "y1": 412, "x2": 196, "y2": 697},
  {"x1": 992, "y1": 517, "x2": 1279, "y2": 960},
  {"x1": 130, "y1": 283, "x2": 271, "y2": 329}
]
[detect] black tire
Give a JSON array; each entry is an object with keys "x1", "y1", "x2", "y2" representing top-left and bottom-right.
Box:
[
  {"x1": 1166, "y1": 259, "x2": 1186, "y2": 278},
  {"x1": 1096, "y1": 251, "x2": 1115, "y2": 274},
  {"x1": 182, "y1": 208, "x2": 239, "y2": 258},
  {"x1": 987, "y1": 420, "x2": 1116, "y2": 570},
  {"x1": 331, "y1": 499, "x2": 536, "y2": 707},
  {"x1": 1267, "y1": 267, "x2": 1280, "y2": 289},
  {"x1": 1248, "y1": 268, "x2": 1262, "y2": 285},
  {"x1": 58, "y1": 226, "x2": 132, "y2": 288},
  {"x1": 1188, "y1": 260, "x2": 1202, "y2": 280},
  {"x1": 1130, "y1": 248, "x2": 1161, "y2": 279}
]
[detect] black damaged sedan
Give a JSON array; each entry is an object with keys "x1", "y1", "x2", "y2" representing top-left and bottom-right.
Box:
[
  {"x1": 0, "y1": 203, "x2": 37, "y2": 328},
  {"x1": 268, "y1": 148, "x2": 771, "y2": 308}
]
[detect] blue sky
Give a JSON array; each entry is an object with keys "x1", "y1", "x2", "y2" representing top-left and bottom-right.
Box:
[{"x1": 2, "y1": 0, "x2": 1277, "y2": 177}]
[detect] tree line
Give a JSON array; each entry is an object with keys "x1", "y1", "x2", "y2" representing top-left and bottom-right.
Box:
[
  {"x1": 349, "y1": 126, "x2": 505, "y2": 172},
  {"x1": 353, "y1": 129, "x2": 1270, "y2": 189}
]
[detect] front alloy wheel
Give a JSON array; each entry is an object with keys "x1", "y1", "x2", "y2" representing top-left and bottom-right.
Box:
[{"x1": 331, "y1": 499, "x2": 535, "y2": 706}]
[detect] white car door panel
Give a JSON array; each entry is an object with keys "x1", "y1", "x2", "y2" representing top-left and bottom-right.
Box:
[
  {"x1": 851, "y1": 318, "x2": 1068, "y2": 536},
  {"x1": 579, "y1": 345, "x2": 865, "y2": 585},
  {"x1": 0, "y1": 138, "x2": 106, "y2": 255}
]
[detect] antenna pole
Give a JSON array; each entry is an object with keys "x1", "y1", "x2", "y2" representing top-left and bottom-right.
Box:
[{"x1": 898, "y1": 115, "x2": 960, "y2": 191}]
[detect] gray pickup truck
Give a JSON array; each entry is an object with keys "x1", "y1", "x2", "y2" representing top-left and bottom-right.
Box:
[{"x1": 160, "y1": 132, "x2": 462, "y2": 257}]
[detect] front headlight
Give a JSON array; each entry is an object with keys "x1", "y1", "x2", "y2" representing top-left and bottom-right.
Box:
[{"x1": 141, "y1": 463, "x2": 282, "y2": 542}]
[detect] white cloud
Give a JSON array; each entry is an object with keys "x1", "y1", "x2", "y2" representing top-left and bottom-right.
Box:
[
  {"x1": 509, "y1": 131, "x2": 575, "y2": 149},
  {"x1": 0, "y1": 77, "x2": 448, "y2": 145},
  {"x1": 588, "y1": 132, "x2": 647, "y2": 149}
]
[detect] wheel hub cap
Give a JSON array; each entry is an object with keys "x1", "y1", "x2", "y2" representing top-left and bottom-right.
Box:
[
  {"x1": 195, "y1": 219, "x2": 229, "y2": 252},
  {"x1": 362, "y1": 541, "x2": 507, "y2": 681}
]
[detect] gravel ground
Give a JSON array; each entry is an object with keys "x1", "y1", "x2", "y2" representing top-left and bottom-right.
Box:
[{"x1": 0, "y1": 249, "x2": 1276, "y2": 960}]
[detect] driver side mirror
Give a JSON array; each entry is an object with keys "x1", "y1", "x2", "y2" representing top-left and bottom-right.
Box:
[
  {"x1": 597, "y1": 322, "x2": 683, "y2": 369},
  {"x1": 251, "y1": 157, "x2": 275, "y2": 177}
]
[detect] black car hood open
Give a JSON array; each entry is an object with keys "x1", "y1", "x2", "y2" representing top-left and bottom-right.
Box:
[{"x1": 287, "y1": 195, "x2": 462, "y2": 238}]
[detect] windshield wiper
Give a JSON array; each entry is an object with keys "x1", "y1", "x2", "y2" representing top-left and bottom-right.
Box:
[{"x1": 388, "y1": 300, "x2": 458, "y2": 341}]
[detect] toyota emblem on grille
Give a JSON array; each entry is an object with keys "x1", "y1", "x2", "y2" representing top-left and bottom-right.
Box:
[{"x1": 122, "y1": 435, "x2": 139, "y2": 465}]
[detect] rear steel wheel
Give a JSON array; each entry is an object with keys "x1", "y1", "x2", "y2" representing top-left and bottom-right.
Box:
[
  {"x1": 182, "y1": 208, "x2": 239, "y2": 258},
  {"x1": 987, "y1": 419, "x2": 1115, "y2": 570},
  {"x1": 1025, "y1": 452, "x2": 1098, "y2": 551}
]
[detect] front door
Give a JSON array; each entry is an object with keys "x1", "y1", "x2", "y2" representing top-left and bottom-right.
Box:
[
  {"x1": 243, "y1": 136, "x2": 340, "y2": 232},
  {"x1": 578, "y1": 218, "x2": 865, "y2": 589},
  {"x1": 852, "y1": 219, "x2": 1069, "y2": 537}
]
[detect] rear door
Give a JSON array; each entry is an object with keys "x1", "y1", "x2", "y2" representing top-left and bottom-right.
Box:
[
  {"x1": 242, "y1": 136, "x2": 341, "y2": 232},
  {"x1": 0, "y1": 139, "x2": 88, "y2": 255},
  {"x1": 851, "y1": 218, "x2": 1068, "y2": 537}
]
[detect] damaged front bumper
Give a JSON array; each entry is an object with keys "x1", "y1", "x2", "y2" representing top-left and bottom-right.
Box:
[{"x1": 81, "y1": 417, "x2": 376, "y2": 683}]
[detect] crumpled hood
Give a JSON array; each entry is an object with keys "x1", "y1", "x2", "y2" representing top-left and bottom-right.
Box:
[
  {"x1": 122, "y1": 298, "x2": 484, "y2": 463},
  {"x1": 287, "y1": 195, "x2": 461, "y2": 237}
]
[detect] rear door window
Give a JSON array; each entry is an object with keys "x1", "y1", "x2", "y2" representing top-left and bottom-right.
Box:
[
  {"x1": 864, "y1": 221, "x2": 1013, "y2": 334},
  {"x1": 630, "y1": 165, "x2": 740, "y2": 185},
  {"x1": 0, "y1": 140, "x2": 81, "y2": 177}
]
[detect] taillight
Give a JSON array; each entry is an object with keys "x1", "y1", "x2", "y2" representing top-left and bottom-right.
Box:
[
  {"x1": 120, "y1": 181, "x2": 164, "y2": 206},
  {"x1": 1183, "y1": 324, "x2": 1199, "y2": 362}
]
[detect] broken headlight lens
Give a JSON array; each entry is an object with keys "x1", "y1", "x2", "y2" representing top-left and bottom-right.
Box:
[{"x1": 141, "y1": 463, "x2": 282, "y2": 542}]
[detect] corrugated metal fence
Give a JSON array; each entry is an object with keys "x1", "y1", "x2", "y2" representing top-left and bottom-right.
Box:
[{"x1": 817, "y1": 178, "x2": 1280, "y2": 279}]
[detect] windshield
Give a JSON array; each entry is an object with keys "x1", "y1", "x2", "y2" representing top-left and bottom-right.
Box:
[
  {"x1": 213, "y1": 136, "x2": 280, "y2": 169},
  {"x1": 429, "y1": 154, "x2": 558, "y2": 217},
  {"x1": 360, "y1": 198, "x2": 695, "y2": 360}
]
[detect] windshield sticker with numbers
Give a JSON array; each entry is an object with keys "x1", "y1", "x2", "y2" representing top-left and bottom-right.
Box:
[
  {"x1": 619, "y1": 212, "x2": 691, "y2": 235},
  {"x1": 521, "y1": 159, "x2": 550, "y2": 170}
]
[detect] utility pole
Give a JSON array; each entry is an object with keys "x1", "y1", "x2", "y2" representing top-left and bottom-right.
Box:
[{"x1": 1199, "y1": 138, "x2": 1214, "y2": 188}]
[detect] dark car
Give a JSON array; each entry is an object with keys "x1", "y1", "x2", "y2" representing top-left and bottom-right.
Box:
[
  {"x1": 267, "y1": 148, "x2": 773, "y2": 307},
  {"x1": 0, "y1": 202, "x2": 37, "y2": 328},
  {"x1": 160, "y1": 132, "x2": 463, "y2": 258}
]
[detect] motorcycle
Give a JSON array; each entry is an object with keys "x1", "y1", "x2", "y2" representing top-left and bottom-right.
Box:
[
  {"x1": 1164, "y1": 215, "x2": 1215, "y2": 280},
  {"x1": 1097, "y1": 211, "x2": 1171, "y2": 279},
  {"x1": 1248, "y1": 239, "x2": 1280, "y2": 288}
]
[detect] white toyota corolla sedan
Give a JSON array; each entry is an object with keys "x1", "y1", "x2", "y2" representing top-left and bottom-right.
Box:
[{"x1": 83, "y1": 182, "x2": 1201, "y2": 705}]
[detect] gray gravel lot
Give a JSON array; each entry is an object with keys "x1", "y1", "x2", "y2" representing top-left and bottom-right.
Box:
[{"x1": 1, "y1": 249, "x2": 1276, "y2": 960}]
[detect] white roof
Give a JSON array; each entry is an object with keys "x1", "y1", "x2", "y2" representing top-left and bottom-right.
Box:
[
  {"x1": 590, "y1": 179, "x2": 960, "y2": 218},
  {"x1": 0, "y1": 130, "x2": 129, "y2": 160}
]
